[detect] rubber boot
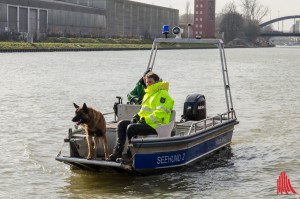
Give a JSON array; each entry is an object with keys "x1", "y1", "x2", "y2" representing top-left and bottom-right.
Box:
[
  {"x1": 126, "y1": 148, "x2": 132, "y2": 158},
  {"x1": 116, "y1": 148, "x2": 132, "y2": 163},
  {"x1": 109, "y1": 144, "x2": 124, "y2": 161}
]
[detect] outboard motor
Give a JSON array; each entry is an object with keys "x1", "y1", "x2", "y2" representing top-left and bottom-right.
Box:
[{"x1": 181, "y1": 94, "x2": 206, "y2": 121}]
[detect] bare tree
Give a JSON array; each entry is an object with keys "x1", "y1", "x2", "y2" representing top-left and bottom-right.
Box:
[
  {"x1": 219, "y1": 1, "x2": 245, "y2": 42},
  {"x1": 218, "y1": 0, "x2": 269, "y2": 43},
  {"x1": 240, "y1": 0, "x2": 269, "y2": 22},
  {"x1": 222, "y1": 1, "x2": 238, "y2": 14},
  {"x1": 220, "y1": 11, "x2": 245, "y2": 42}
]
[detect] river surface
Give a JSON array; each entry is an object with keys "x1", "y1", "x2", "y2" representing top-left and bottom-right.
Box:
[{"x1": 0, "y1": 46, "x2": 299, "y2": 199}]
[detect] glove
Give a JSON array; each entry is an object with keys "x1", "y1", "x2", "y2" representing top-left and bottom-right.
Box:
[
  {"x1": 138, "y1": 117, "x2": 145, "y2": 124},
  {"x1": 129, "y1": 96, "x2": 139, "y2": 104},
  {"x1": 131, "y1": 114, "x2": 140, "y2": 124}
]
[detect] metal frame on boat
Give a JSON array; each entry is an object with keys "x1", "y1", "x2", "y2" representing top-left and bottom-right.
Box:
[{"x1": 55, "y1": 37, "x2": 239, "y2": 174}]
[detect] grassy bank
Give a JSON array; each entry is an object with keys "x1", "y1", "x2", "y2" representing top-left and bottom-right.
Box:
[{"x1": 0, "y1": 37, "x2": 215, "y2": 50}]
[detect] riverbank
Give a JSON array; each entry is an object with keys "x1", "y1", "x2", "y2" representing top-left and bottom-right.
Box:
[
  {"x1": 0, "y1": 42, "x2": 153, "y2": 52},
  {"x1": 0, "y1": 37, "x2": 273, "y2": 52},
  {"x1": 0, "y1": 37, "x2": 217, "y2": 52}
]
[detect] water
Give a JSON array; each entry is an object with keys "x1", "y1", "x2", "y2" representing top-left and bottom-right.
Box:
[{"x1": 0, "y1": 47, "x2": 300, "y2": 198}]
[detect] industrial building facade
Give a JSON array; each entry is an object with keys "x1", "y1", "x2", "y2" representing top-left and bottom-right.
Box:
[
  {"x1": 193, "y1": 0, "x2": 215, "y2": 38},
  {"x1": 0, "y1": 0, "x2": 178, "y2": 40}
]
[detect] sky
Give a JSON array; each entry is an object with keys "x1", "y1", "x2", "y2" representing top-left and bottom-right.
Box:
[{"x1": 132, "y1": 0, "x2": 300, "y2": 24}]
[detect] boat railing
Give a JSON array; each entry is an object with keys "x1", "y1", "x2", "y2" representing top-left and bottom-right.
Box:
[
  {"x1": 68, "y1": 110, "x2": 236, "y2": 138},
  {"x1": 187, "y1": 110, "x2": 236, "y2": 135}
]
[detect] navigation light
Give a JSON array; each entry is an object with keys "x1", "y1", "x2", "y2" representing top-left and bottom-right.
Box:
[{"x1": 162, "y1": 25, "x2": 170, "y2": 38}]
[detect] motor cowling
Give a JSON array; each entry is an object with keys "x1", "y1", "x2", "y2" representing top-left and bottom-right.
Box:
[{"x1": 182, "y1": 94, "x2": 206, "y2": 121}]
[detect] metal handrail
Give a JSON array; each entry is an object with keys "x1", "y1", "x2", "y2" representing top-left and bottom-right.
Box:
[
  {"x1": 187, "y1": 110, "x2": 236, "y2": 135},
  {"x1": 147, "y1": 38, "x2": 236, "y2": 119}
]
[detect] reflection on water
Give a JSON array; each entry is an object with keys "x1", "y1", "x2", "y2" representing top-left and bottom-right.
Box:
[{"x1": 60, "y1": 147, "x2": 234, "y2": 198}]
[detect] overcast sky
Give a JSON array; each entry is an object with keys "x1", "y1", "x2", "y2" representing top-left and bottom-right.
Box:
[{"x1": 132, "y1": 0, "x2": 300, "y2": 23}]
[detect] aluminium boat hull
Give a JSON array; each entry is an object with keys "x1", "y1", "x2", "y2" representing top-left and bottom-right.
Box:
[
  {"x1": 131, "y1": 119, "x2": 238, "y2": 174},
  {"x1": 56, "y1": 119, "x2": 238, "y2": 174}
]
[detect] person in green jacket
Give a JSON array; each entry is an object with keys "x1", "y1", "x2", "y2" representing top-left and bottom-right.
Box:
[
  {"x1": 110, "y1": 72, "x2": 174, "y2": 161},
  {"x1": 127, "y1": 69, "x2": 150, "y2": 104}
]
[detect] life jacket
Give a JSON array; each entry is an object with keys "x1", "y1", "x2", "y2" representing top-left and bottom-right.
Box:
[{"x1": 137, "y1": 81, "x2": 174, "y2": 129}]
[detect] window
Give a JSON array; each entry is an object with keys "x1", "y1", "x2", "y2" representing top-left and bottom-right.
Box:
[
  {"x1": 39, "y1": 10, "x2": 47, "y2": 33},
  {"x1": 8, "y1": 6, "x2": 17, "y2": 32},
  {"x1": 19, "y1": 8, "x2": 28, "y2": 32}
]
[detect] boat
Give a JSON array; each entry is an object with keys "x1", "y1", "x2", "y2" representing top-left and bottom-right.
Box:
[{"x1": 55, "y1": 34, "x2": 239, "y2": 175}]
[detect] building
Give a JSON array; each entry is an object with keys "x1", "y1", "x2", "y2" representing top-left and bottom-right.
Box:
[
  {"x1": 106, "y1": 0, "x2": 178, "y2": 38},
  {"x1": 0, "y1": 0, "x2": 178, "y2": 40},
  {"x1": 193, "y1": 0, "x2": 215, "y2": 38},
  {"x1": 0, "y1": 0, "x2": 106, "y2": 40}
]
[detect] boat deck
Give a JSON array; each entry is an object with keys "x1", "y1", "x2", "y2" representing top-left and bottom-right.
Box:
[
  {"x1": 105, "y1": 118, "x2": 223, "y2": 137},
  {"x1": 106, "y1": 121, "x2": 119, "y2": 129}
]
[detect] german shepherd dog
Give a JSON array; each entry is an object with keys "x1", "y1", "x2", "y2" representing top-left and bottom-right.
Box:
[{"x1": 72, "y1": 103, "x2": 110, "y2": 160}]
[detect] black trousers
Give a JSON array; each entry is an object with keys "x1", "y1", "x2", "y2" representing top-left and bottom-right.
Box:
[{"x1": 117, "y1": 120, "x2": 157, "y2": 145}]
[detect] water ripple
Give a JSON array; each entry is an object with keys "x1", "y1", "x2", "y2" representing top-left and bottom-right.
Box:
[{"x1": 1, "y1": 48, "x2": 300, "y2": 198}]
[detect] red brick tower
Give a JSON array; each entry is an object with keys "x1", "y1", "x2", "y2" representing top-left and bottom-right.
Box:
[{"x1": 193, "y1": 0, "x2": 215, "y2": 38}]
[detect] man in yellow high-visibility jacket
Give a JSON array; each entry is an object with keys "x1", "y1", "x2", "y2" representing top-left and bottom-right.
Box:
[{"x1": 110, "y1": 72, "x2": 174, "y2": 161}]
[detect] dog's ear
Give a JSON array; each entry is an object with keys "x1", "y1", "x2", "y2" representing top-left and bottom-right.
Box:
[
  {"x1": 83, "y1": 103, "x2": 89, "y2": 113},
  {"x1": 73, "y1": 103, "x2": 79, "y2": 109}
]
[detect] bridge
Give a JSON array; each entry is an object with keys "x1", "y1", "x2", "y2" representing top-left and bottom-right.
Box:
[
  {"x1": 260, "y1": 32, "x2": 300, "y2": 37},
  {"x1": 259, "y1": 15, "x2": 300, "y2": 37}
]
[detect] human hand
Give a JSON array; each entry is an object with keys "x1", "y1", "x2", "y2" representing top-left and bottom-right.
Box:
[
  {"x1": 138, "y1": 117, "x2": 145, "y2": 124},
  {"x1": 131, "y1": 118, "x2": 138, "y2": 124},
  {"x1": 131, "y1": 114, "x2": 140, "y2": 123}
]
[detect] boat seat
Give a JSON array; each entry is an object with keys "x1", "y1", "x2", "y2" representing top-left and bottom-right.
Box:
[
  {"x1": 138, "y1": 110, "x2": 176, "y2": 138},
  {"x1": 155, "y1": 110, "x2": 176, "y2": 137},
  {"x1": 117, "y1": 104, "x2": 141, "y2": 121}
]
